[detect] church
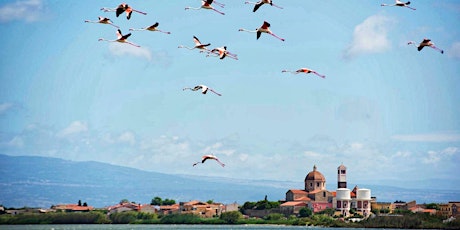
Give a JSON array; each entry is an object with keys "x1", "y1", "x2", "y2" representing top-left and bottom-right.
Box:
[{"x1": 280, "y1": 164, "x2": 373, "y2": 217}]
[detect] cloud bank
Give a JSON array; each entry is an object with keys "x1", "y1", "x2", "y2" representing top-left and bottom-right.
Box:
[{"x1": 0, "y1": 0, "x2": 45, "y2": 22}]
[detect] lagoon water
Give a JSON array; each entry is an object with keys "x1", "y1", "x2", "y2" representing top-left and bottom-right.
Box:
[{"x1": 0, "y1": 226, "x2": 406, "y2": 230}]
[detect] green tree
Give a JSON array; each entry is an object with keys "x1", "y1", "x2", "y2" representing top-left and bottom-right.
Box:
[
  {"x1": 207, "y1": 200, "x2": 214, "y2": 204},
  {"x1": 163, "y1": 198, "x2": 176, "y2": 205},
  {"x1": 425, "y1": 203, "x2": 439, "y2": 210},
  {"x1": 120, "y1": 199, "x2": 129, "y2": 204},
  {"x1": 151, "y1": 197, "x2": 162, "y2": 205},
  {"x1": 220, "y1": 211, "x2": 242, "y2": 224},
  {"x1": 78, "y1": 200, "x2": 82, "y2": 206},
  {"x1": 299, "y1": 207, "x2": 312, "y2": 217}
]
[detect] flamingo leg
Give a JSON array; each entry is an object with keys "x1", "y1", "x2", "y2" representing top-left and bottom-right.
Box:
[
  {"x1": 430, "y1": 46, "x2": 444, "y2": 54},
  {"x1": 208, "y1": 89, "x2": 222, "y2": 96},
  {"x1": 404, "y1": 5, "x2": 416, "y2": 10},
  {"x1": 269, "y1": 32, "x2": 285, "y2": 41},
  {"x1": 132, "y1": 9, "x2": 147, "y2": 15},
  {"x1": 157, "y1": 30, "x2": 171, "y2": 34},
  {"x1": 215, "y1": 159, "x2": 225, "y2": 167},
  {"x1": 271, "y1": 3, "x2": 283, "y2": 9},
  {"x1": 312, "y1": 72, "x2": 326, "y2": 78},
  {"x1": 212, "y1": 8, "x2": 225, "y2": 15},
  {"x1": 109, "y1": 23, "x2": 119, "y2": 28},
  {"x1": 125, "y1": 42, "x2": 140, "y2": 47}
]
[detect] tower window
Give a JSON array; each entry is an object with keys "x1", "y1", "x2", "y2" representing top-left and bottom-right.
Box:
[
  {"x1": 341, "y1": 170, "x2": 346, "y2": 174},
  {"x1": 317, "y1": 182, "x2": 320, "y2": 187}
]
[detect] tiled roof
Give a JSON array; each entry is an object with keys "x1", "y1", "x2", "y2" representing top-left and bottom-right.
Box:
[
  {"x1": 280, "y1": 201, "x2": 307, "y2": 207},
  {"x1": 288, "y1": 189, "x2": 308, "y2": 194}
]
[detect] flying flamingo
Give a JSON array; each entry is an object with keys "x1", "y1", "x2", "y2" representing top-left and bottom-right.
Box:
[
  {"x1": 84, "y1": 17, "x2": 119, "y2": 28},
  {"x1": 129, "y1": 22, "x2": 171, "y2": 34},
  {"x1": 407, "y1": 38, "x2": 444, "y2": 54},
  {"x1": 185, "y1": 0, "x2": 225, "y2": 15},
  {"x1": 193, "y1": 154, "x2": 225, "y2": 167},
  {"x1": 381, "y1": 0, "x2": 416, "y2": 10},
  {"x1": 244, "y1": 0, "x2": 283, "y2": 12},
  {"x1": 183, "y1": 85, "x2": 222, "y2": 96},
  {"x1": 178, "y1": 36, "x2": 211, "y2": 52},
  {"x1": 239, "y1": 21, "x2": 285, "y2": 41},
  {"x1": 207, "y1": 46, "x2": 238, "y2": 60},
  {"x1": 282, "y1": 68, "x2": 326, "y2": 78},
  {"x1": 98, "y1": 29, "x2": 140, "y2": 47},
  {"x1": 101, "y1": 3, "x2": 147, "y2": 20}
]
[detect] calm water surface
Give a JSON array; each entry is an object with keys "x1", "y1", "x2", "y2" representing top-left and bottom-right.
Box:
[{"x1": 0, "y1": 225, "x2": 380, "y2": 230}]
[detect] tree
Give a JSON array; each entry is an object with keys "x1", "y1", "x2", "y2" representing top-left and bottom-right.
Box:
[
  {"x1": 299, "y1": 207, "x2": 312, "y2": 217},
  {"x1": 120, "y1": 199, "x2": 129, "y2": 204},
  {"x1": 151, "y1": 197, "x2": 162, "y2": 205},
  {"x1": 83, "y1": 202, "x2": 88, "y2": 207},
  {"x1": 78, "y1": 200, "x2": 82, "y2": 206},
  {"x1": 220, "y1": 211, "x2": 242, "y2": 224},
  {"x1": 425, "y1": 203, "x2": 439, "y2": 210},
  {"x1": 207, "y1": 200, "x2": 214, "y2": 204},
  {"x1": 151, "y1": 197, "x2": 176, "y2": 205}
]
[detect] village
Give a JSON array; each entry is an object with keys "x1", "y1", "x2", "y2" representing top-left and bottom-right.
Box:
[{"x1": 1, "y1": 163, "x2": 459, "y2": 224}]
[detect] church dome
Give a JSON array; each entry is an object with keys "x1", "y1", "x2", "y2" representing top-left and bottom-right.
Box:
[{"x1": 305, "y1": 165, "x2": 325, "y2": 181}]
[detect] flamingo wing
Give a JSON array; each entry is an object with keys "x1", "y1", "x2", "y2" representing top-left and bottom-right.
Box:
[
  {"x1": 261, "y1": 21, "x2": 270, "y2": 29},
  {"x1": 116, "y1": 4, "x2": 125, "y2": 17},
  {"x1": 253, "y1": 2, "x2": 264, "y2": 12},
  {"x1": 193, "y1": 36, "x2": 202, "y2": 46}
]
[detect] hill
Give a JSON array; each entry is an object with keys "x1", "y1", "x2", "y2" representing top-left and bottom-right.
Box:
[{"x1": 0, "y1": 154, "x2": 458, "y2": 208}]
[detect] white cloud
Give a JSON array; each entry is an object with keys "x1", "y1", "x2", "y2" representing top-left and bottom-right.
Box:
[
  {"x1": 422, "y1": 147, "x2": 459, "y2": 165},
  {"x1": 447, "y1": 42, "x2": 460, "y2": 58},
  {"x1": 0, "y1": 102, "x2": 13, "y2": 114},
  {"x1": 343, "y1": 14, "x2": 394, "y2": 59},
  {"x1": 391, "y1": 132, "x2": 460, "y2": 142},
  {"x1": 118, "y1": 131, "x2": 136, "y2": 145},
  {"x1": 0, "y1": 0, "x2": 45, "y2": 22},
  {"x1": 108, "y1": 43, "x2": 152, "y2": 61},
  {"x1": 57, "y1": 121, "x2": 88, "y2": 138}
]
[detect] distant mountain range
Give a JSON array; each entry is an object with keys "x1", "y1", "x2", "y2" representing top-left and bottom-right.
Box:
[{"x1": 0, "y1": 154, "x2": 458, "y2": 208}]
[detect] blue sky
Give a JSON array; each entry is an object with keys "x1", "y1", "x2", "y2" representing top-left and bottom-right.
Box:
[{"x1": 0, "y1": 0, "x2": 459, "y2": 190}]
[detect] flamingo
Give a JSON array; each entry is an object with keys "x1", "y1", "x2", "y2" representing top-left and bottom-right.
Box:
[
  {"x1": 193, "y1": 154, "x2": 225, "y2": 167},
  {"x1": 178, "y1": 36, "x2": 211, "y2": 52},
  {"x1": 244, "y1": 0, "x2": 283, "y2": 12},
  {"x1": 185, "y1": 0, "x2": 225, "y2": 15},
  {"x1": 207, "y1": 46, "x2": 238, "y2": 60},
  {"x1": 238, "y1": 21, "x2": 285, "y2": 41},
  {"x1": 84, "y1": 17, "x2": 119, "y2": 28},
  {"x1": 282, "y1": 68, "x2": 326, "y2": 78},
  {"x1": 407, "y1": 38, "x2": 444, "y2": 54},
  {"x1": 98, "y1": 29, "x2": 140, "y2": 47},
  {"x1": 101, "y1": 3, "x2": 147, "y2": 20},
  {"x1": 129, "y1": 22, "x2": 171, "y2": 34},
  {"x1": 381, "y1": 0, "x2": 416, "y2": 10},
  {"x1": 183, "y1": 85, "x2": 222, "y2": 96}
]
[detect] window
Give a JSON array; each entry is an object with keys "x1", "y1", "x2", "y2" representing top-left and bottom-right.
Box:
[
  {"x1": 341, "y1": 170, "x2": 346, "y2": 174},
  {"x1": 317, "y1": 182, "x2": 320, "y2": 187},
  {"x1": 323, "y1": 192, "x2": 326, "y2": 197}
]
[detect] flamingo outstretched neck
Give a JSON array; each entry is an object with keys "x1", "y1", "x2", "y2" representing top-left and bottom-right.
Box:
[
  {"x1": 282, "y1": 68, "x2": 326, "y2": 78},
  {"x1": 239, "y1": 21, "x2": 285, "y2": 41},
  {"x1": 129, "y1": 22, "x2": 171, "y2": 34},
  {"x1": 245, "y1": 0, "x2": 283, "y2": 12},
  {"x1": 193, "y1": 154, "x2": 225, "y2": 167},
  {"x1": 408, "y1": 39, "x2": 444, "y2": 54},
  {"x1": 84, "y1": 17, "x2": 119, "y2": 28},
  {"x1": 183, "y1": 85, "x2": 222, "y2": 96},
  {"x1": 185, "y1": 0, "x2": 225, "y2": 15},
  {"x1": 98, "y1": 29, "x2": 140, "y2": 47},
  {"x1": 381, "y1": 0, "x2": 415, "y2": 10}
]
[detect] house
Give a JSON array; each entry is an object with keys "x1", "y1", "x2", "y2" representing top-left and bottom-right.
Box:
[
  {"x1": 179, "y1": 200, "x2": 224, "y2": 218},
  {"x1": 158, "y1": 203, "x2": 180, "y2": 215},
  {"x1": 107, "y1": 202, "x2": 140, "y2": 214},
  {"x1": 51, "y1": 204, "x2": 94, "y2": 212},
  {"x1": 438, "y1": 201, "x2": 460, "y2": 218},
  {"x1": 280, "y1": 201, "x2": 307, "y2": 215}
]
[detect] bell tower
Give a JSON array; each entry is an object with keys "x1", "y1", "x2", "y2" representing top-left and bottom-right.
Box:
[{"x1": 337, "y1": 163, "x2": 347, "y2": 188}]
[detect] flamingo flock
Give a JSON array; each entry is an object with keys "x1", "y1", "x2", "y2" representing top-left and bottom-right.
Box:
[{"x1": 85, "y1": 2, "x2": 445, "y2": 169}]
